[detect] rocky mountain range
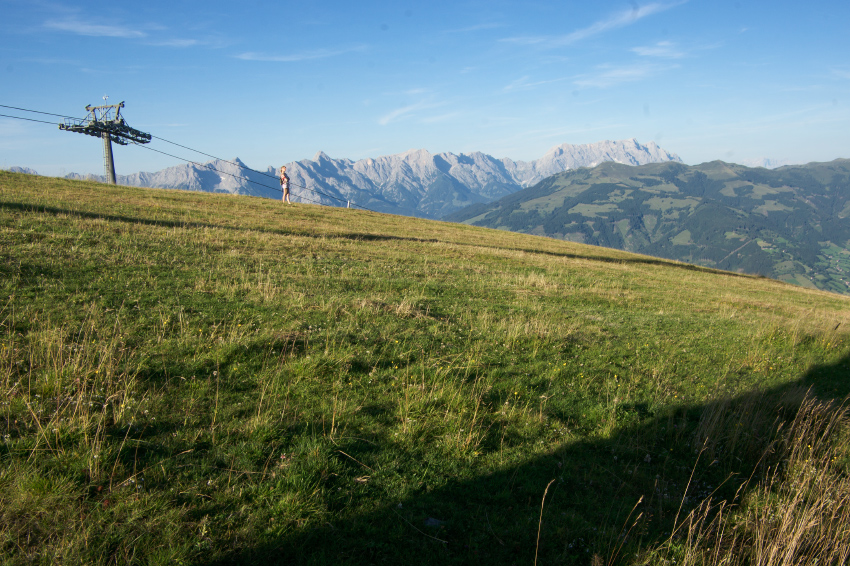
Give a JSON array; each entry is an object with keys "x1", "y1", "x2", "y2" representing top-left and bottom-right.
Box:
[
  {"x1": 46, "y1": 139, "x2": 681, "y2": 219},
  {"x1": 446, "y1": 158, "x2": 850, "y2": 295},
  {"x1": 6, "y1": 166, "x2": 38, "y2": 175}
]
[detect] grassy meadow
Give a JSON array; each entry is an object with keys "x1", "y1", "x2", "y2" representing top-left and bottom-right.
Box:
[{"x1": 1, "y1": 170, "x2": 850, "y2": 565}]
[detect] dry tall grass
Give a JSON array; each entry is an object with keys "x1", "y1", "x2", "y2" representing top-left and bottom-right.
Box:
[{"x1": 644, "y1": 393, "x2": 850, "y2": 565}]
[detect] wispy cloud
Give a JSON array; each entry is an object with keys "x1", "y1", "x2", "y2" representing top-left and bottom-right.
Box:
[
  {"x1": 504, "y1": 76, "x2": 532, "y2": 91},
  {"x1": 149, "y1": 39, "x2": 202, "y2": 48},
  {"x1": 573, "y1": 62, "x2": 678, "y2": 88},
  {"x1": 44, "y1": 18, "x2": 146, "y2": 38},
  {"x1": 378, "y1": 101, "x2": 435, "y2": 125},
  {"x1": 379, "y1": 87, "x2": 433, "y2": 97},
  {"x1": 443, "y1": 22, "x2": 504, "y2": 34},
  {"x1": 148, "y1": 34, "x2": 233, "y2": 50},
  {"x1": 503, "y1": 75, "x2": 569, "y2": 92},
  {"x1": 672, "y1": 103, "x2": 849, "y2": 142},
  {"x1": 376, "y1": 95, "x2": 453, "y2": 126},
  {"x1": 631, "y1": 40, "x2": 684, "y2": 58},
  {"x1": 559, "y1": 2, "x2": 685, "y2": 44},
  {"x1": 832, "y1": 68, "x2": 850, "y2": 80},
  {"x1": 236, "y1": 46, "x2": 366, "y2": 62},
  {"x1": 421, "y1": 112, "x2": 463, "y2": 124},
  {"x1": 21, "y1": 56, "x2": 81, "y2": 66},
  {"x1": 502, "y1": 1, "x2": 686, "y2": 47}
]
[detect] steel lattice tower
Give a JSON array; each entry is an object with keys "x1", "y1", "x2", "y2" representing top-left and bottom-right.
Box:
[{"x1": 59, "y1": 101, "x2": 151, "y2": 184}]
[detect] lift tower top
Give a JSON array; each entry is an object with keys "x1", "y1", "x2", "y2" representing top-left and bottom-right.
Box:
[{"x1": 59, "y1": 101, "x2": 151, "y2": 184}]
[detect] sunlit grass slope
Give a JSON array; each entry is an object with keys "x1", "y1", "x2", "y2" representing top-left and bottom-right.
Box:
[{"x1": 1, "y1": 171, "x2": 849, "y2": 565}]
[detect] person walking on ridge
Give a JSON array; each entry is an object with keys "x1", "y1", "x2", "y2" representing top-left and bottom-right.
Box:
[{"x1": 280, "y1": 165, "x2": 291, "y2": 203}]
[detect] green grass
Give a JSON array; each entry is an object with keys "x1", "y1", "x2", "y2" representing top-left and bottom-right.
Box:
[
  {"x1": 1, "y1": 170, "x2": 850, "y2": 565},
  {"x1": 449, "y1": 159, "x2": 850, "y2": 296}
]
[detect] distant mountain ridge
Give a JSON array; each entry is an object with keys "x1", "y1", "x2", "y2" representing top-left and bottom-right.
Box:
[
  {"x1": 446, "y1": 158, "x2": 850, "y2": 295},
  {"x1": 46, "y1": 139, "x2": 682, "y2": 219},
  {"x1": 5, "y1": 166, "x2": 38, "y2": 175},
  {"x1": 739, "y1": 157, "x2": 798, "y2": 169}
]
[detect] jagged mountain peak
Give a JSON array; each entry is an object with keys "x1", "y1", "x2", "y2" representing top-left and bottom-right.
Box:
[
  {"x1": 399, "y1": 148, "x2": 433, "y2": 160},
  {"x1": 282, "y1": 138, "x2": 682, "y2": 216},
  {"x1": 46, "y1": 138, "x2": 681, "y2": 219},
  {"x1": 5, "y1": 166, "x2": 39, "y2": 175}
]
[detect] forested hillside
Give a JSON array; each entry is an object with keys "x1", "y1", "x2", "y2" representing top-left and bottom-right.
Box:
[{"x1": 447, "y1": 159, "x2": 850, "y2": 294}]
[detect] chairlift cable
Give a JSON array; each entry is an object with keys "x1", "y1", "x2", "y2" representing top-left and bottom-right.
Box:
[
  {"x1": 1, "y1": 104, "x2": 377, "y2": 212},
  {"x1": 0, "y1": 113, "x2": 60, "y2": 125},
  {"x1": 134, "y1": 144, "x2": 278, "y2": 200},
  {"x1": 150, "y1": 133, "x2": 376, "y2": 211},
  {"x1": 134, "y1": 143, "x2": 328, "y2": 206},
  {"x1": 0, "y1": 104, "x2": 83, "y2": 120}
]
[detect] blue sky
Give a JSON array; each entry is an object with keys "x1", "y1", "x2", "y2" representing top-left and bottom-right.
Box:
[{"x1": 1, "y1": 0, "x2": 849, "y2": 177}]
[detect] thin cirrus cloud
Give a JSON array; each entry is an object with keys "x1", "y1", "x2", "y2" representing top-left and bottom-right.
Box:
[
  {"x1": 503, "y1": 75, "x2": 570, "y2": 92},
  {"x1": 443, "y1": 22, "x2": 504, "y2": 34},
  {"x1": 631, "y1": 41, "x2": 685, "y2": 58},
  {"x1": 149, "y1": 39, "x2": 202, "y2": 48},
  {"x1": 421, "y1": 112, "x2": 463, "y2": 124},
  {"x1": 44, "y1": 18, "x2": 146, "y2": 38},
  {"x1": 236, "y1": 46, "x2": 367, "y2": 62},
  {"x1": 378, "y1": 101, "x2": 444, "y2": 126},
  {"x1": 149, "y1": 35, "x2": 233, "y2": 49},
  {"x1": 502, "y1": 1, "x2": 686, "y2": 47},
  {"x1": 573, "y1": 62, "x2": 678, "y2": 88},
  {"x1": 378, "y1": 103, "x2": 426, "y2": 126}
]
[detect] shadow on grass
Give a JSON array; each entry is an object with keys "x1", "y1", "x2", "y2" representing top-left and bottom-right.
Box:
[
  {"x1": 201, "y1": 352, "x2": 850, "y2": 565},
  {"x1": 0, "y1": 199, "x2": 749, "y2": 280},
  {"x1": 134, "y1": 333, "x2": 310, "y2": 387}
]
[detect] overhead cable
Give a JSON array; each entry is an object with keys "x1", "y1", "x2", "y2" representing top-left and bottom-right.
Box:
[
  {"x1": 150, "y1": 133, "x2": 375, "y2": 211},
  {"x1": 134, "y1": 143, "x2": 329, "y2": 205},
  {"x1": 1, "y1": 104, "x2": 376, "y2": 212},
  {"x1": 0, "y1": 113, "x2": 58, "y2": 125},
  {"x1": 0, "y1": 104, "x2": 82, "y2": 120}
]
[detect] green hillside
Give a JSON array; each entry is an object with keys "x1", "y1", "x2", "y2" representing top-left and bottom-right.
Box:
[
  {"x1": 2, "y1": 171, "x2": 850, "y2": 565},
  {"x1": 446, "y1": 159, "x2": 850, "y2": 295}
]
